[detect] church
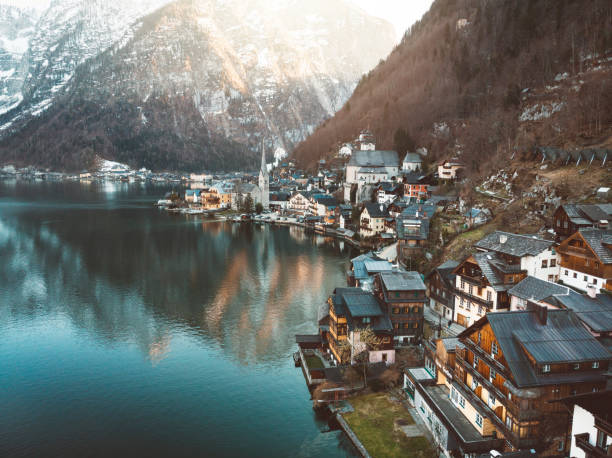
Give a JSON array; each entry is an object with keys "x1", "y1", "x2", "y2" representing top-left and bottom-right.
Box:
[{"x1": 258, "y1": 147, "x2": 269, "y2": 209}]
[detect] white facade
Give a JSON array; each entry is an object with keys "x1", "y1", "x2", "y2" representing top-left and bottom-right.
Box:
[
  {"x1": 413, "y1": 389, "x2": 452, "y2": 457},
  {"x1": 288, "y1": 193, "x2": 310, "y2": 214},
  {"x1": 519, "y1": 247, "x2": 560, "y2": 282},
  {"x1": 258, "y1": 148, "x2": 269, "y2": 209},
  {"x1": 560, "y1": 267, "x2": 606, "y2": 294},
  {"x1": 452, "y1": 276, "x2": 504, "y2": 327},
  {"x1": 570, "y1": 404, "x2": 612, "y2": 458}
]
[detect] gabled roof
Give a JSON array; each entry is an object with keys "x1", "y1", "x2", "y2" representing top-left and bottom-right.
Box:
[
  {"x1": 380, "y1": 271, "x2": 426, "y2": 291},
  {"x1": 475, "y1": 231, "x2": 554, "y2": 257},
  {"x1": 429, "y1": 260, "x2": 459, "y2": 287},
  {"x1": 468, "y1": 310, "x2": 611, "y2": 387},
  {"x1": 552, "y1": 293, "x2": 612, "y2": 333},
  {"x1": 466, "y1": 252, "x2": 512, "y2": 291},
  {"x1": 331, "y1": 288, "x2": 392, "y2": 332},
  {"x1": 508, "y1": 276, "x2": 570, "y2": 302},
  {"x1": 403, "y1": 152, "x2": 422, "y2": 163},
  {"x1": 348, "y1": 150, "x2": 400, "y2": 168},
  {"x1": 400, "y1": 204, "x2": 436, "y2": 219},
  {"x1": 559, "y1": 204, "x2": 612, "y2": 225},
  {"x1": 364, "y1": 202, "x2": 388, "y2": 218},
  {"x1": 578, "y1": 228, "x2": 612, "y2": 263}
]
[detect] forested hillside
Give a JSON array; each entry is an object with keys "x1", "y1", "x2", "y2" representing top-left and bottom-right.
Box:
[{"x1": 293, "y1": 0, "x2": 612, "y2": 175}]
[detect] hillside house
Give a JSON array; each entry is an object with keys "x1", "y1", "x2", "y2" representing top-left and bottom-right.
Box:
[
  {"x1": 403, "y1": 172, "x2": 429, "y2": 202},
  {"x1": 375, "y1": 182, "x2": 402, "y2": 205},
  {"x1": 474, "y1": 231, "x2": 560, "y2": 282},
  {"x1": 553, "y1": 204, "x2": 612, "y2": 240},
  {"x1": 402, "y1": 152, "x2": 423, "y2": 172},
  {"x1": 438, "y1": 159, "x2": 464, "y2": 181},
  {"x1": 452, "y1": 252, "x2": 527, "y2": 327},
  {"x1": 426, "y1": 260, "x2": 459, "y2": 321},
  {"x1": 557, "y1": 228, "x2": 612, "y2": 294},
  {"x1": 374, "y1": 271, "x2": 427, "y2": 344}
]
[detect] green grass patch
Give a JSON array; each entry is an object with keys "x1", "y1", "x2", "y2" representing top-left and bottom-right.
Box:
[
  {"x1": 304, "y1": 354, "x2": 325, "y2": 370},
  {"x1": 344, "y1": 393, "x2": 435, "y2": 458}
]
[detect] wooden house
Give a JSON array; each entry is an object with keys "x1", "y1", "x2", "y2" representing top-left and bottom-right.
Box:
[
  {"x1": 373, "y1": 271, "x2": 427, "y2": 345},
  {"x1": 450, "y1": 306, "x2": 611, "y2": 455},
  {"x1": 557, "y1": 228, "x2": 612, "y2": 294},
  {"x1": 426, "y1": 260, "x2": 459, "y2": 321},
  {"x1": 553, "y1": 204, "x2": 611, "y2": 240}
]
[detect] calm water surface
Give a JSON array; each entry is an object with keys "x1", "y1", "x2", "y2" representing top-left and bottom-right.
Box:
[{"x1": 0, "y1": 180, "x2": 359, "y2": 458}]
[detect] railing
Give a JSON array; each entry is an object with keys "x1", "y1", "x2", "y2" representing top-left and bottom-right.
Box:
[
  {"x1": 461, "y1": 339, "x2": 509, "y2": 378},
  {"x1": 456, "y1": 353, "x2": 507, "y2": 402},
  {"x1": 574, "y1": 433, "x2": 608, "y2": 457},
  {"x1": 453, "y1": 287, "x2": 494, "y2": 308}
]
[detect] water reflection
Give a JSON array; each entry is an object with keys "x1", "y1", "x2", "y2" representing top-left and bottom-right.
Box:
[{"x1": 0, "y1": 181, "x2": 355, "y2": 365}]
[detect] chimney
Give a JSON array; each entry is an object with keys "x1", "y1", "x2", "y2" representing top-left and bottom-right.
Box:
[
  {"x1": 586, "y1": 284, "x2": 597, "y2": 299},
  {"x1": 527, "y1": 301, "x2": 547, "y2": 325},
  {"x1": 499, "y1": 234, "x2": 508, "y2": 244}
]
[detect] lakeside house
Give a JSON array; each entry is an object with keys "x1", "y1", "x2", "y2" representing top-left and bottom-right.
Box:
[
  {"x1": 360, "y1": 202, "x2": 389, "y2": 239},
  {"x1": 320, "y1": 287, "x2": 395, "y2": 366}
]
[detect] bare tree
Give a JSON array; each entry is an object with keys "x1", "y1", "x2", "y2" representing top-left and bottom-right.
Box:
[{"x1": 338, "y1": 326, "x2": 382, "y2": 389}]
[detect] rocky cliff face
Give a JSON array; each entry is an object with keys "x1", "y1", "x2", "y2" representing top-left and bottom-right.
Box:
[{"x1": 0, "y1": 0, "x2": 396, "y2": 171}]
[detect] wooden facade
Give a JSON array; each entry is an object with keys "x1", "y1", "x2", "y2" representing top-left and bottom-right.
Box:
[
  {"x1": 557, "y1": 231, "x2": 612, "y2": 292},
  {"x1": 451, "y1": 317, "x2": 609, "y2": 456}
]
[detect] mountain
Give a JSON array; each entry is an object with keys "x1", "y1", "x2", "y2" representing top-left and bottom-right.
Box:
[
  {"x1": 0, "y1": 0, "x2": 396, "y2": 171},
  {"x1": 292, "y1": 0, "x2": 612, "y2": 174},
  {"x1": 0, "y1": 4, "x2": 39, "y2": 116}
]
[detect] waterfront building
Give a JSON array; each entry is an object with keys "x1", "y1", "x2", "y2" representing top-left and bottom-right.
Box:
[
  {"x1": 321, "y1": 287, "x2": 395, "y2": 366},
  {"x1": 373, "y1": 271, "x2": 426, "y2": 344},
  {"x1": 359, "y1": 202, "x2": 389, "y2": 239},
  {"x1": 347, "y1": 252, "x2": 396, "y2": 289}
]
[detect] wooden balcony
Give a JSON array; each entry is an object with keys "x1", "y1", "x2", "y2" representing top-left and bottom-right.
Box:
[
  {"x1": 454, "y1": 287, "x2": 494, "y2": 308},
  {"x1": 574, "y1": 433, "x2": 609, "y2": 457}
]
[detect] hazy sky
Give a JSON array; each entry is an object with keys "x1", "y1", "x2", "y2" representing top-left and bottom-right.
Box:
[
  {"x1": 350, "y1": 0, "x2": 434, "y2": 39},
  {"x1": 6, "y1": 0, "x2": 434, "y2": 40}
]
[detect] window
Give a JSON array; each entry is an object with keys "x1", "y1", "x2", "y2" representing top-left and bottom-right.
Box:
[
  {"x1": 492, "y1": 342, "x2": 498, "y2": 355},
  {"x1": 394, "y1": 323, "x2": 399, "y2": 329},
  {"x1": 383, "y1": 337, "x2": 390, "y2": 343},
  {"x1": 469, "y1": 285, "x2": 473, "y2": 295},
  {"x1": 542, "y1": 364, "x2": 550, "y2": 373},
  {"x1": 459, "y1": 395, "x2": 465, "y2": 408},
  {"x1": 490, "y1": 369, "x2": 496, "y2": 382},
  {"x1": 451, "y1": 387, "x2": 458, "y2": 402},
  {"x1": 541, "y1": 260, "x2": 548, "y2": 268},
  {"x1": 403, "y1": 322, "x2": 411, "y2": 329},
  {"x1": 461, "y1": 279, "x2": 465, "y2": 289},
  {"x1": 597, "y1": 430, "x2": 608, "y2": 450},
  {"x1": 413, "y1": 306, "x2": 419, "y2": 313},
  {"x1": 403, "y1": 307, "x2": 409, "y2": 314},
  {"x1": 460, "y1": 297, "x2": 464, "y2": 307},
  {"x1": 557, "y1": 440, "x2": 565, "y2": 452},
  {"x1": 393, "y1": 308, "x2": 400, "y2": 314},
  {"x1": 474, "y1": 355, "x2": 479, "y2": 369},
  {"x1": 488, "y1": 393, "x2": 496, "y2": 408},
  {"x1": 478, "y1": 332, "x2": 481, "y2": 343},
  {"x1": 573, "y1": 272, "x2": 577, "y2": 279},
  {"x1": 475, "y1": 413, "x2": 483, "y2": 427},
  {"x1": 506, "y1": 416, "x2": 513, "y2": 429},
  {"x1": 486, "y1": 290, "x2": 492, "y2": 302},
  {"x1": 573, "y1": 363, "x2": 580, "y2": 370},
  {"x1": 550, "y1": 259, "x2": 556, "y2": 267},
  {"x1": 592, "y1": 361, "x2": 600, "y2": 369},
  {"x1": 413, "y1": 322, "x2": 419, "y2": 329},
  {"x1": 584, "y1": 276, "x2": 588, "y2": 282},
  {"x1": 471, "y1": 379, "x2": 478, "y2": 390},
  {"x1": 363, "y1": 317, "x2": 371, "y2": 324},
  {"x1": 564, "y1": 269, "x2": 568, "y2": 275}
]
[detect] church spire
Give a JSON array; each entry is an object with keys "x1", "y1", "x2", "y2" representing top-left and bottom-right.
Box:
[{"x1": 260, "y1": 142, "x2": 267, "y2": 175}]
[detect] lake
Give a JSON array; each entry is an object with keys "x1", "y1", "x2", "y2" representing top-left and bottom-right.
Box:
[{"x1": 0, "y1": 180, "x2": 359, "y2": 457}]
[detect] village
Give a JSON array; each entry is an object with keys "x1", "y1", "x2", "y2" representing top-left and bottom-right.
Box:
[
  {"x1": 145, "y1": 130, "x2": 612, "y2": 458},
  {"x1": 5, "y1": 130, "x2": 610, "y2": 458}
]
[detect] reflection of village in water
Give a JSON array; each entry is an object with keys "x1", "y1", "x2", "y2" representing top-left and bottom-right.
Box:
[{"x1": 0, "y1": 185, "x2": 355, "y2": 367}]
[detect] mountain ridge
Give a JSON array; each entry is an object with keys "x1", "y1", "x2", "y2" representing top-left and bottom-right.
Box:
[{"x1": 0, "y1": 0, "x2": 396, "y2": 171}]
